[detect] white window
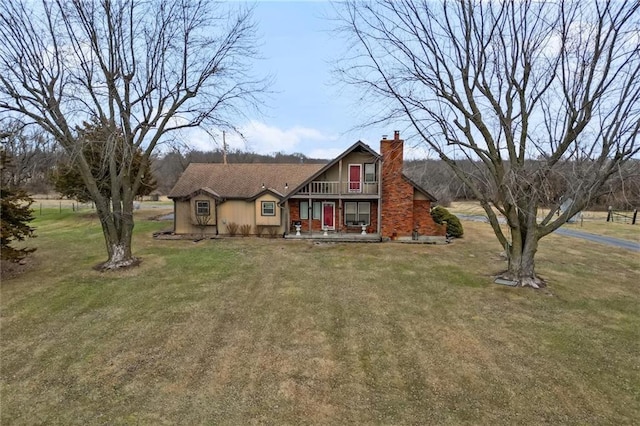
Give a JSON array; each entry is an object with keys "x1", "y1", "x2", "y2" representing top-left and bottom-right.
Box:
[
  {"x1": 300, "y1": 201, "x2": 320, "y2": 219},
  {"x1": 300, "y1": 201, "x2": 309, "y2": 219},
  {"x1": 345, "y1": 202, "x2": 357, "y2": 224},
  {"x1": 195, "y1": 200, "x2": 210, "y2": 216},
  {"x1": 344, "y1": 201, "x2": 370, "y2": 225},
  {"x1": 357, "y1": 202, "x2": 370, "y2": 225},
  {"x1": 261, "y1": 201, "x2": 276, "y2": 216},
  {"x1": 364, "y1": 163, "x2": 376, "y2": 183}
]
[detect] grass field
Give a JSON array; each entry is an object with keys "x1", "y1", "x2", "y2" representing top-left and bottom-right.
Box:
[
  {"x1": 449, "y1": 201, "x2": 640, "y2": 242},
  {"x1": 1, "y1": 207, "x2": 639, "y2": 424}
]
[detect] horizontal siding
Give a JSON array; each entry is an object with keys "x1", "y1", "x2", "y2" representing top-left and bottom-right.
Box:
[{"x1": 174, "y1": 200, "x2": 217, "y2": 235}]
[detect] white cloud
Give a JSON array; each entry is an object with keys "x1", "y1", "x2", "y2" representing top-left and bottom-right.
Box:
[{"x1": 182, "y1": 120, "x2": 340, "y2": 157}]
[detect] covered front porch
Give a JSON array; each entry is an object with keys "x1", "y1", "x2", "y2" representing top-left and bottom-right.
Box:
[{"x1": 285, "y1": 198, "x2": 381, "y2": 236}]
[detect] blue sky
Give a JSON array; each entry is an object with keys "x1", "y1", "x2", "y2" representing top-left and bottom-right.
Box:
[{"x1": 187, "y1": 1, "x2": 399, "y2": 159}]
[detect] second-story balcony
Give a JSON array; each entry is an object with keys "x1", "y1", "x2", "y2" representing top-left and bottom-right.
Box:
[{"x1": 297, "y1": 181, "x2": 379, "y2": 196}]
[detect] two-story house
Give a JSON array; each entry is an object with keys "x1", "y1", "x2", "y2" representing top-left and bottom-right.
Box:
[{"x1": 168, "y1": 131, "x2": 446, "y2": 241}]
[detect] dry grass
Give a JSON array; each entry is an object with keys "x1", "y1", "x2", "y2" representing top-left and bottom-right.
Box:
[{"x1": 1, "y1": 210, "x2": 639, "y2": 424}]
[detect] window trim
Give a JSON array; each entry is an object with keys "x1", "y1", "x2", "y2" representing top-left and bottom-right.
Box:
[
  {"x1": 364, "y1": 163, "x2": 376, "y2": 183},
  {"x1": 348, "y1": 164, "x2": 362, "y2": 193},
  {"x1": 344, "y1": 201, "x2": 371, "y2": 226},
  {"x1": 261, "y1": 201, "x2": 276, "y2": 216},
  {"x1": 312, "y1": 201, "x2": 321, "y2": 220},
  {"x1": 357, "y1": 201, "x2": 370, "y2": 225},
  {"x1": 195, "y1": 200, "x2": 210, "y2": 216},
  {"x1": 300, "y1": 201, "x2": 320, "y2": 220},
  {"x1": 300, "y1": 201, "x2": 309, "y2": 220},
  {"x1": 344, "y1": 201, "x2": 358, "y2": 225}
]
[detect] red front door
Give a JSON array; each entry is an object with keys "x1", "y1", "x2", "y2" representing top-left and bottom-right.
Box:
[
  {"x1": 322, "y1": 202, "x2": 335, "y2": 230},
  {"x1": 349, "y1": 164, "x2": 361, "y2": 192}
]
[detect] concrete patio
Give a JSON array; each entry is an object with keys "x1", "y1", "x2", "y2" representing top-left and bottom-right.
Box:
[{"x1": 284, "y1": 231, "x2": 382, "y2": 242}]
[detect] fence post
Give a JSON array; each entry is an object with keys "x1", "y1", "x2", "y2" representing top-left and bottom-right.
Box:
[
  {"x1": 633, "y1": 209, "x2": 638, "y2": 225},
  {"x1": 607, "y1": 206, "x2": 613, "y2": 222}
]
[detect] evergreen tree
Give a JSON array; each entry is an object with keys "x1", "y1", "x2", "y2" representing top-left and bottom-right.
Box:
[
  {"x1": 51, "y1": 120, "x2": 157, "y2": 203},
  {"x1": 0, "y1": 149, "x2": 35, "y2": 261}
]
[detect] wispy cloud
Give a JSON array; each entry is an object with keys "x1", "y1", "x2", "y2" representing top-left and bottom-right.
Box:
[{"x1": 183, "y1": 120, "x2": 340, "y2": 157}]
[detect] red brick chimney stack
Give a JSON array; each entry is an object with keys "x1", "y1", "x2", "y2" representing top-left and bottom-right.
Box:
[
  {"x1": 380, "y1": 131, "x2": 412, "y2": 237},
  {"x1": 380, "y1": 130, "x2": 446, "y2": 239},
  {"x1": 381, "y1": 130, "x2": 403, "y2": 178}
]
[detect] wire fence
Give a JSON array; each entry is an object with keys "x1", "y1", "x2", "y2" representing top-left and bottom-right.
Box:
[
  {"x1": 606, "y1": 207, "x2": 638, "y2": 225},
  {"x1": 33, "y1": 201, "x2": 95, "y2": 215},
  {"x1": 31, "y1": 199, "x2": 172, "y2": 216}
]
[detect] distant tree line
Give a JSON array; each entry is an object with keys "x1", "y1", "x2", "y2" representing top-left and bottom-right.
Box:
[
  {"x1": 405, "y1": 158, "x2": 640, "y2": 211},
  {"x1": 2, "y1": 119, "x2": 637, "y2": 209},
  {"x1": 0, "y1": 121, "x2": 62, "y2": 194}
]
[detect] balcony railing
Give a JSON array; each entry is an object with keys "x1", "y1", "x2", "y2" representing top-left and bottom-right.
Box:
[{"x1": 298, "y1": 181, "x2": 379, "y2": 195}]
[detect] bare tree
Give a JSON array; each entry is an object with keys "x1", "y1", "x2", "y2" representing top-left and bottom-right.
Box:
[
  {"x1": 334, "y1": 0, "x2": 640, "y2": 287},
  {"x1": 0, "y1": 119, "x2": 59, "y2": 192},
  {"x1": 0, "y1": 0, "x2": 268, "y2": 269}
]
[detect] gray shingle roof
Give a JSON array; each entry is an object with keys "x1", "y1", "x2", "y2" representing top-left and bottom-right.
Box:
[{"x1": 168, "y1": 163, "x2": 326, "y2": 200}]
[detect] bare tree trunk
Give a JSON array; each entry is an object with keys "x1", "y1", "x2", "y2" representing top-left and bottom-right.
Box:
[
  {"x1": 505, "y1": 229, "x2": 542, "y2": 288},
  {"x1": 92, "y1": 191, "x2": 137, "y2": 270},
  {"x1": 100, "y1": 214, "x2": 136, "y2": 269}
]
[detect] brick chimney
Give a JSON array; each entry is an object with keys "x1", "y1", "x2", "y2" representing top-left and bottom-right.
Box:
[
  {"x1": 380, "y1": 130, "x2": 403, "y2": 177},
  {"x1": 380, "y1": 131, "x2": 414, "y2": 238}
]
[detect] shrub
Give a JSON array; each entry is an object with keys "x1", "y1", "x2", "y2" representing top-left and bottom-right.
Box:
[
  {"x1": 431, "y1": 206, "x2": 464, "y2": 238},
  {"x1": 431, "y1": 205, "x2": 448, "y2": 224},
  {"x1": 255, "y1": 225, "x2": 265, "y2": 237},
  {"x1": 266, "y1": 226, "x2": 280, "y2": 238},
  {"x1": 239, "y1": 224, "x2": 252, "y2": 237},
  {"x1": 444, "y1": 214, "x2": 464, "y2": 238},
  {"x1": 226, "y1": 222, "x2": 239, "y2": 236}
]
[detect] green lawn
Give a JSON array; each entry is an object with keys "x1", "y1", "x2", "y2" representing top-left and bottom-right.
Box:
[{"x1": 1, "y1": 210, "x2": 639, "y2": 424}]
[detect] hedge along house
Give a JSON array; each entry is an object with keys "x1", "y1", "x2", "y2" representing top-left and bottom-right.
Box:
[{"x1": 168, "y1": 131, "x2": 446, "y2": 240}]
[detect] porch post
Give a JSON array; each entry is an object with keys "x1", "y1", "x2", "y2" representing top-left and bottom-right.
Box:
[
  {"x1": 282, "y1": 200, "x2": 288, "y2": 235},
  {"x1": 308, "y1": 196, "x2": 312, "y2": 234},
  {"x1": 339, "y1": 159, "x2": 343, "y2": 196},
  {"x1": 214, "y1": 199, "x2": 219, "y2": 236}
]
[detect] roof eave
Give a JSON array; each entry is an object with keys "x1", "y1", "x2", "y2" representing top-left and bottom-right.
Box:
[
  {"x1": 402, "y1": 174, "x2": 437, "y2": 201},
  {"x1": 247, "y1": 188, "x2": 285, "y2": 201},
  {"x1": 168, "y1": 187, "x2": 222, "y2": 201}
]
